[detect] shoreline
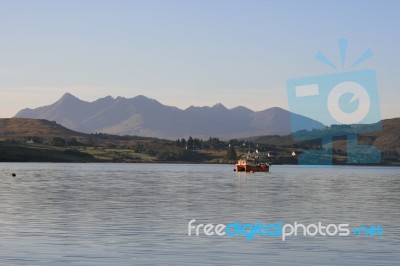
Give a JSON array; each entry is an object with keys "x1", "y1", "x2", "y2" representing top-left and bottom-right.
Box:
[{"x1": 0, "y1": 160, "x2": 399, "y2": 167}]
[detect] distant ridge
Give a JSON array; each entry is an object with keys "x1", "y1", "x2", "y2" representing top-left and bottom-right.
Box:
[
  {"x1": 0, "y1": 118, "x2": 86, "y2": 137},
  {"x1": 15, "y1": 93, "x2": 325, "y2": 139}
]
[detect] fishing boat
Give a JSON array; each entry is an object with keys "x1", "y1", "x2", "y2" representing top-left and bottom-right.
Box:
[{"x1": 235, "y1": 157, "x2": 270, "y2": 172}]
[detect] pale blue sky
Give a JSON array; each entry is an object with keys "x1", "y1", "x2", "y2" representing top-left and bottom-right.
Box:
[{"x1": 0, "y1": 0, "x2": 399, "y2": 119}]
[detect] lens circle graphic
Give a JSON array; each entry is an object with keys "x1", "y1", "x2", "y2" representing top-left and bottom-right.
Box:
[{"x1": 327, "y1": 81, "x2": 370, "y2": 124}]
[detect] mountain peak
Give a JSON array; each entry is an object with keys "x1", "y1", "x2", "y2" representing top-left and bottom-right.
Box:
[
  {"x1": 232, "y1": 106, "x2": 253, "y2": 112},
  {"x1": 14, "y1": 93, "x2": 325, "y2": 139},
  {"x1": 133, "y1": 95, "x2": 151, "y2": 100},
  {"x1": 212, "y1": 103, "x2": 227, "y2": 109},
  {"x1": 131, "y1": 95, "x2": 162, "y2": 106},
  {"x1": 60, "y1": 92, "x2": 79, "y2": 101},
  {"x1": 55, "y1": 93, "x2": 84, "y2": 105}
]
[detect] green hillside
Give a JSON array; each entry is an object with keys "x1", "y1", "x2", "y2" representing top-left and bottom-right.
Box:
[{"x1": 0, "y1": 118, "x2": 398, "y2": 165}]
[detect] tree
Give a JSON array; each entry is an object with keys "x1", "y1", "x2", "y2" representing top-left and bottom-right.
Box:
[
  {"x1": 181, "y1": 138, "x2": 187, "y2": 149},
  {"x1": 175, "y1": 139, "x2": 181, "y2": 147},
  {"x1": 187, "y1": 136, "x2": 194, "y2": 150},
  {"x1": 225, "y1": 145, "x2": 237, "y2": 161}
]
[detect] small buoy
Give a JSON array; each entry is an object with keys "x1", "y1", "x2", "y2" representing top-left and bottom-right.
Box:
[{"x1": 11, "y1": 173, "x2": 16, "y2": 177}]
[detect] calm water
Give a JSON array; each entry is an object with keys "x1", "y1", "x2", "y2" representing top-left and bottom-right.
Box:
[{"x1": 0, "y1": 163, "x2": 398, "y2": 265}]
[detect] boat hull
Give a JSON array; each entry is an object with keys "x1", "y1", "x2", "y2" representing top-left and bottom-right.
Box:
[{"x1": 236, "y1": 161, "x2": 270, "y2": 172}]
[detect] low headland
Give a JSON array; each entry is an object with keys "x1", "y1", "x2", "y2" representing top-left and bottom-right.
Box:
[{"x1": 0, "y1": 118, "x2": 399, "y2": 165}]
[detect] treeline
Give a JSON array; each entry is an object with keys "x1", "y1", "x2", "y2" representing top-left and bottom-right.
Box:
[
  {"x1": 293, "y1": 122, "x2": 382, "y2": 141},
  {"x1": 174, "y1": 137, "x2": 278, "y2": 151},
  {"x1": 89, "y1": 132, "x2": 155, "y2": 141},
  {"x1": 175, "y1": 137, "x2": 224, "y2": 150}
]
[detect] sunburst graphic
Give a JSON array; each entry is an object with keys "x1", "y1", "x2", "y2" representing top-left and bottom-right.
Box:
[{"x1": 315, "y1": 39, "x2": 373, "y2": 70}]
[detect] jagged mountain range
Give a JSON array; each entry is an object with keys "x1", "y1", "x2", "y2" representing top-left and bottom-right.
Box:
[{"x1": 14, "y1": 93, "x2": 325, "y2": 139}]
